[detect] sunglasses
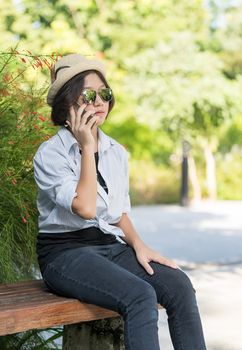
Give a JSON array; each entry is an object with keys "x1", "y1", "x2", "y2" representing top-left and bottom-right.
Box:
[{"x1": 79, "y1": 87, "x2": 113, "y2": 104}]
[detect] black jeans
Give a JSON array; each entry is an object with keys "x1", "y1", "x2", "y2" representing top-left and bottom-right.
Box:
[{"x1": 41, "y1": 241, "x2": 207, "y2": 350}]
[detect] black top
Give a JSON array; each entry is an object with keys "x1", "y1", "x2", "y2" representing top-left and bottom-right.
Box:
[
  {"x1": 93, "y1": 150, "x2": 108, "y2": 193},
  {"x1": 36, "y1": 151, "x2": 120, "y2": 275}
]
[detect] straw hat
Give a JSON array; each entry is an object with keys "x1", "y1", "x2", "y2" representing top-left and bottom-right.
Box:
[{"x1": 47, "y1": 53, "x2": 106, "y2": 106}]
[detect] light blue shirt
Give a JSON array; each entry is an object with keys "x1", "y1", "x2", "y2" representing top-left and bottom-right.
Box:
[{"x1": 33, "y1": 126, "x2": 131, "y2": 243}]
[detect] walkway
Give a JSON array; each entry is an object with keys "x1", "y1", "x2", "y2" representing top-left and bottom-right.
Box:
[{"x1": 130, "y1": 201, "x2": 242, "y2": 350}]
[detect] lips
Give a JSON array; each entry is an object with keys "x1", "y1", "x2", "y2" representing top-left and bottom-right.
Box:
[{"x1": 94, "y1": 111, "x2": 105, "y2": 115}]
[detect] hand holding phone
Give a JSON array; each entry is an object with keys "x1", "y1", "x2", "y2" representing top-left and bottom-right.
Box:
[{"x1": 65, "y1": 103, "x2": 98, "y2": 152}]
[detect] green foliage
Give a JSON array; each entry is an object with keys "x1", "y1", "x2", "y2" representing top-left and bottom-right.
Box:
[
  {"x1": 103, "y1": 117, "x2": 175, "y2": 165},
  {"x1": 0, "y1": 50, "x2": 63, "y2": 350},
  {"x1": 207, "y1": 4, "x2": 242, "y2": 78},
  {"x1": 0, "y1": 51, "x2": 53, "y2": 282},
  {"x1": 0, "y1": 327, "x2": 62, "y2": 350},
  {"x1": 123, "y1": 32, "x2": 242, "y2": 139},
  {"x1": 218, "y1": 116, "x2": 242, "y2": 154},
  {"x1": 216, "y1": 152, "x2": 242, "y2": 200},
  {"x1": 129, "y1": 159, "x2": 180, "y2": 205}
]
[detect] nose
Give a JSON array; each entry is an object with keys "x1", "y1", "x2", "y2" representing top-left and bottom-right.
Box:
[{"x1": 94, "y1": 92, "x2": 103, "y2": 106}]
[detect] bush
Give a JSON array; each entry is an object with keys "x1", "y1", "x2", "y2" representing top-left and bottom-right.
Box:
[
  {"x1": 0, "y1": 50, "x2": 54, "y2": 282},
  {"x1": 0, "y1": 48, "x2": 63, "y2": 350},
  {"x1": 216, "y1": 150, "x2": 242, "y2": 200},
  {"x1": 129, "y1": 159, "x2": 180, "y2": 205}
]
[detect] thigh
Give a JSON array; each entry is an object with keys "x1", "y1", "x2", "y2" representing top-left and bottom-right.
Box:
[
  {"x1": 110, "y1": 243, "x2": 196, "y2": 304},
  {"x1": 42, "y1": 244, "x2": 155, "y2": 314}
]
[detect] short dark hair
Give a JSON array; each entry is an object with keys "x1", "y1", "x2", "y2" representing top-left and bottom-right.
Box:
[{"x1": 50, "y1": 70, "x2": 115, "y2": 126}]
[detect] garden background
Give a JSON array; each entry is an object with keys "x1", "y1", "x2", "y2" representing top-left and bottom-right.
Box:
[{"x1": 0, "y1": 0, "x2": 242, "y2": 348}]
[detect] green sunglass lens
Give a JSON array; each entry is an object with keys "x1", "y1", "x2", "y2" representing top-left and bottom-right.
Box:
[
  {"x1": 100, "y1": 88, "x2": 113, "y2": 102},
  {"x1": 82, "y1": 89, "x2": 96, "y2": 104}
]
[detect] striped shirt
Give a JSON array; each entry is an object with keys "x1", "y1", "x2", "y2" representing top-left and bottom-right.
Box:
[{"x1": 33, "y1": 126, "x2": 131, "y2": 244}]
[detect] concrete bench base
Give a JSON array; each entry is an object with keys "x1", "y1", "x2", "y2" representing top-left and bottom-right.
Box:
[{"x1": 63, "y1": 318, "x2": 125, "y2": 350}]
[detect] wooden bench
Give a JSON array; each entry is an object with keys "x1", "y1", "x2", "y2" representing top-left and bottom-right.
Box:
[{"x1": 0, "y1": 279, "x2": 163, "y2": 349}]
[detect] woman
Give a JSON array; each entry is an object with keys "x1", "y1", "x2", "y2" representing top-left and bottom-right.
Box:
[{"x1": 33, "y1": 53, "x2": 207, "y2": 349}]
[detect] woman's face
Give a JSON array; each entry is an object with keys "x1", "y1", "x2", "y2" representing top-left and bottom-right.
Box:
[{"x1": 76, "y1": 72, "x2": 110, "y2": 127}]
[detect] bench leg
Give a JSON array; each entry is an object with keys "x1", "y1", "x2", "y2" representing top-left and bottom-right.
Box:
[{"x1": 62, "y1": 316, "x2": 125, "y2": 350}]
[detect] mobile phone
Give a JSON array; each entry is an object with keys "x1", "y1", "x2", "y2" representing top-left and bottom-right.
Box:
[{"x1": 73, "y1": 102, "x2": 95, "y2": 124}]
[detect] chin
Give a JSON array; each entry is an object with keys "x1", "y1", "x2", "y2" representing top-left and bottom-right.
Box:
[{"x1": 96, "y1": 116, "x2": 106, "y2": 126}]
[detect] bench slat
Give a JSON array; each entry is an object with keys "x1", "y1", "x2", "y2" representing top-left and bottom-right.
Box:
[
  {"x1": 0, "y1": 280, "x2": 43, "y2": 292},
  {"x1": 0, "y1": 279, "x2": 163, "y2": 336},
  {"x1": 0, "y1": 280, "x2": 119, "y2": 335}
]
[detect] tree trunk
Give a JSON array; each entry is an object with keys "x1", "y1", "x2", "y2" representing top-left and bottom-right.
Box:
[
  {"x1": 188, "y1": 155, "x2": 202, "y2": 203},
  {"x1": 203, "y1": 141, "x2": 217, "y2": 200}
]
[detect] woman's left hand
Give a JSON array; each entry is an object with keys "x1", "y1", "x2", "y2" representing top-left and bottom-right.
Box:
[{"x1": 134, "y1": 241, "x2": 179, "y2": 275}]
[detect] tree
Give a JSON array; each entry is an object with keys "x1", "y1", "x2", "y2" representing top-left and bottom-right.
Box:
[{"x1": 123, "y1": 31, "x2": 242, "y2": 199}]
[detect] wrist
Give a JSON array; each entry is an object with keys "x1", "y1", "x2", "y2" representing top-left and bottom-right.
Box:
[
  {"x1": 81, "y1": 145, "x2": 95, "y2": 154},
  {"x1": 133, "y1": 238, "x2": 146, "y2": 251}
]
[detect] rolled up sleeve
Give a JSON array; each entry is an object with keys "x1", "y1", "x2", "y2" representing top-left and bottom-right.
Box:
[
  {"x1": 33, "y1": 150, "x2": 78, "y2": 215},
  {"x1": 122, "y1": 150, "x2": 131, "y2": 213}
]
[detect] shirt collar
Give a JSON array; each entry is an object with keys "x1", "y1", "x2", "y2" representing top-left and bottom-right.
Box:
[{"x1": 57, "y1": 126, "x2": 116, "y2": 154}]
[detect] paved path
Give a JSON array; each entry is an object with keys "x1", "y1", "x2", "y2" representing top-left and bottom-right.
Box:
[
  {"x1": 129, "y1": 201, "x2": 242, "y2": 350},
  {"x1": 130, "y1": 200, "x2": 242, "y2": 265}
]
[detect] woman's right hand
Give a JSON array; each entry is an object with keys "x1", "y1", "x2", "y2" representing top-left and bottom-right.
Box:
[{"x1": 65, "y1": 103, "x2": 98, "y2": 151}]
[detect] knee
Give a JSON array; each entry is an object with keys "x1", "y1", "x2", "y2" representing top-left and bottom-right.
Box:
[
  {"x1": 129, "y1": 280, "x2": 157, "y2": 306},
  {"x1": 125, "y1": 281, "x2": 158, "y2": 320},
  {"x1": 172, "y1": 269, "x2": 196, "y2": 302},
  {"x1": 142, "y1": 282, "x2": 158, "y2": 302}
]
